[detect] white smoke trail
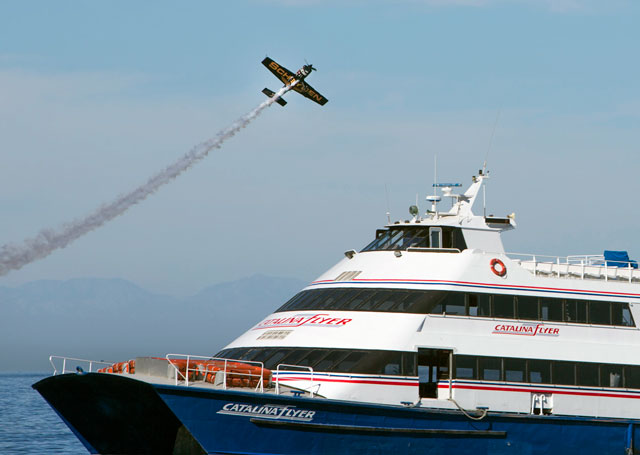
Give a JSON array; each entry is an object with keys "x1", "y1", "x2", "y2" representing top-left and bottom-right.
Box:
[{"x1": 0, "y1": 83, "x2": 297, "y2": 276}]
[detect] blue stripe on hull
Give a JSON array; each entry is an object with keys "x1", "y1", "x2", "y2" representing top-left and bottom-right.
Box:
[{"x1": 154, "y1": 384, "x2": 639, "y2": 455}]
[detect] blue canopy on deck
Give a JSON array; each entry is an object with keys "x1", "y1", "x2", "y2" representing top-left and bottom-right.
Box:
[{"x1": 604, "y1": 250, "x2": 638, "y2": 269}]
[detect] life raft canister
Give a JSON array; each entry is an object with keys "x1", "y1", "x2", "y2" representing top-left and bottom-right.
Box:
[{"x1": 490, "y1": 258, "x2": 507, "y2": 277}]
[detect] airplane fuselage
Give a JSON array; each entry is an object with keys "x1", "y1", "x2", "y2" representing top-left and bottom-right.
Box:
[{"x1": 261, "y1": 57, "x2": 328, "y2": 106}]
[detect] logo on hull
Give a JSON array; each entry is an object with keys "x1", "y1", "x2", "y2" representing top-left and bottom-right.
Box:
[
  {"x1": 253, "y1": 313, "x2": 352, "y2": 330},
  {"x1": 218, "y1": 403, "x2": 316, "y2": 421},
  {"x1": 493, "y1": 323, "x2": 560, "y2": 337}
]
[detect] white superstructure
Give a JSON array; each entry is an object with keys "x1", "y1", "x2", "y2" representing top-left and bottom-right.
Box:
[{"x1": 220, "y1": 169, "x2": 640, "y2": 420}]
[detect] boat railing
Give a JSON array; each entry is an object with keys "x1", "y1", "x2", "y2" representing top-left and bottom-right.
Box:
[
  {"x1": 507, "y1": 253, "x2": 639, "y2": 283},
  {"x1": 274, "y1": 364, "x2": 319, "y2": 397},
  {"x1": 49, "y1": 355, "x2": 113, "y2": 375},
  {"x1": 165, "y1": 354, "x2": 266, "y2": 392}
]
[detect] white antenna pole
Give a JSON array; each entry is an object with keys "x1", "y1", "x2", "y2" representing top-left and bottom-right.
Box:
[
  {"x1": 385, "y1": 183, "x2": 391, "y2": 224},
  {"x1": 483, "y1": 181, "x2": 487, "y2": 218},
  {"x1": 434, "y1": 155, "x2": 438, "y2": 218},
  {"x1": 433, "y1": 155, "x2": 437, "y2": 198}
]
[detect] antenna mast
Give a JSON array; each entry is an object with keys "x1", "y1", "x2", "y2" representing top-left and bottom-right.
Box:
[{"x1": 385, "y1": 183, "x2": 391, "y2": 224}]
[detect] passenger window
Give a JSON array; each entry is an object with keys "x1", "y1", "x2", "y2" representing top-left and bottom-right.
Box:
[
  {"x1": 504, "y1": 358, "x2": 526, "y2": 382},
  {"x1": 528, "y1": 359, "x2": 551, "y2": 384},
  {"x1": 416, "y1": 292, "x2": 446, "y2": 314},
  {"x1": 625, "y1": 365, "x2": 640, "y2": 388},
  {"x1": 376, "y1": 291, "x2": 406, "y2": 311},
  {"x1": 315, "y1": 294, "x2": 337, "y2": 310},
  {"x1": 390, "y1": 292, "x2": 416, "y2": 312},
  {"x1": 374, "y1": 352, "x2": 403, "y2": 375},
  {"x1": 552, "y1": 361, "x2": 576, "y2": 385},
  {"x1": 402, "y1": 353, "x2": 417, "y2": 376},
  {"x1": 384, "y1": 363, "x2": 401, "y2": 375},
  {"x1": 331, "y1": 289, "x2": 361, "y2": 310},
  {"x1": 444, "y1": 293, "x2": 466, "y2": 315},
  {"x1": 467, "y1": 293, "x2": 491, "y2": 317},
  {"x1": 564, "y1": 299, "x2": 587, "y2": 323},
  {"x1": 493, "y1": 294, "x2": 515, "y2": 318},
  {"x1": 264, "y1": 350, "x2": 292, "y2": 369},
  {"x1": 576, "y1": 363, "x2": 599, "y2": 387},
  {"x1": 455, "y1": 355, "x2": 476, "y2": 379},
  {"x1": 360, "y1": 290, "x2": 392, "y2": 311},
  {"x1": 478, "y1": 357, "x2": 502, "y2": 381},
  {"x1": 589, "y1": 301, "x2": 611, "y2": 325},
  {"x1": 279, "y1": 292, "x2": 305, "y2": 312},
  {"x1": 314, "y1": 351, "x2": 349, "y2": 371},
  {"x1": 540, "y1": 298, "x2": 563, "y2": 322},
  {"x1": 622, "y1": 304, "x2": 634, "y2": 327},
  {"x1": 517, "y1": 296, "x2": 539, "y2": 320},
  {"x1": 298, "y1": 350, "x2": 330, "y2": 368},
  {"x1": 251, "y1": 348, "x2": 275, "y2": 363},
  {"x1": 611, "y1": 302, "x2": 633, "y2": 327},
  {"x1": 342, "y1": 290, "x2": 374, "y2": 310},
  {"x1": 601, "y1": 364, "x2": 623, "y2": 388}
]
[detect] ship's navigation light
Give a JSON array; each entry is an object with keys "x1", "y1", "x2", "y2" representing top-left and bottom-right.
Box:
[{"x1": 409, "y1": 205, "x2": 419, "y2": 216}]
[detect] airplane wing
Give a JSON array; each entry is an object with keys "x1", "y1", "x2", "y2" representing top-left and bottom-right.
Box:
[
  {"x1": 262, "y1": 57, "x2": 296, "y2": 85},
  {"x1": 293, "y1": 82, "x2": 329, "y2": 106}
]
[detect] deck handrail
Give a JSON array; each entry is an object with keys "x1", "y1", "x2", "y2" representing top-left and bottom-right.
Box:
[
  {"x1": 49, "y1": 355, "x2": 113, "y2": 375},
  {"x1": 275, "y1": 364, "x2": 317, "y2": 397},
  {"x1": 165, "y1": 354, "x2": 266, "y2": 392},
  {"x1": 506, "y1": 252, "x2": 638, "y2": 283}
]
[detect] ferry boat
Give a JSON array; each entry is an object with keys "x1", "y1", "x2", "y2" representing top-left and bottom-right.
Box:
[{"x1": 34, "y1": 168, "x2": 640, "y2": 454}]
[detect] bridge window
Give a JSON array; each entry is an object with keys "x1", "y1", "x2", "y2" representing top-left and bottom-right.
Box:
[
  {"x1": 361, "y1": 226, "x2": 467, "y2": 252},
  {"x1": 429, "y1": 227, "x2": 442, "y2": 248}
]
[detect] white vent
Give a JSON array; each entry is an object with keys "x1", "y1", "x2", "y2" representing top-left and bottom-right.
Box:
[
  {"x1": 257, "y1": 330, "x2": 292, "y2": 340},
  {"x1": 334, "y1": 271, "x2": 362, "y2": 281}
]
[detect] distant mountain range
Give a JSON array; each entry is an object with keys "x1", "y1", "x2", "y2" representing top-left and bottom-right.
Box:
[{"x1": 0, "y1": 275, "x2": 307, "y2": 371}]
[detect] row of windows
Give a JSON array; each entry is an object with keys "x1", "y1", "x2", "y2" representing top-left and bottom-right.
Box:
[
  {"x1": 440, "y1": 293, "x2": 634, "y2": 326},
  {"x1": 454, "y1": 355, "x2": 640, "y2": 389},
  {"x1": 276, "y1": 288, "x2": 635, "y2": 327},
  {"x1": 361, "y1": 226, "x2": 467, "y2": 252},
  {"x1": 277, "y1": 288, "x2": 444, "y2": 313},
  {"x1": 216, "y1": 347, "x2": 417, "y2": 376}
]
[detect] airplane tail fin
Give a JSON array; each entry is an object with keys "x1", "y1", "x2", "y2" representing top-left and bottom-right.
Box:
[{"x1": 262, "y1": 88, "x2": 287, "y2": 106}]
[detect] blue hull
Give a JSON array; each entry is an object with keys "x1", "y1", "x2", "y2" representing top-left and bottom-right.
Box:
[{"x1": 35, "y1": 373, "x2": 640, "y2": 454}]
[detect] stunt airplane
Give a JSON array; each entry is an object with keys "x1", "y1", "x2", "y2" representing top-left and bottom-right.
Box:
[{"x1": 261, "y1": 57, "x2": 328, "y2": 107}]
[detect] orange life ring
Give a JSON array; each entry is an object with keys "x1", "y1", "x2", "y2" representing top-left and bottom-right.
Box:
[{"x1": 490, "y1": 258, "x2": 507, "y2": 277}]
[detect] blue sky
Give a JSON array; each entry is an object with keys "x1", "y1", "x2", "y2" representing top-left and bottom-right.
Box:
[{"x1": 1, "y1": 1, "x2": 639, "y2": 295}]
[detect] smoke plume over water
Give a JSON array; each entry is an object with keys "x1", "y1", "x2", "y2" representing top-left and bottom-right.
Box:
[{"x1": 0, "y1": 84, "x2": 295, "y2": 276}]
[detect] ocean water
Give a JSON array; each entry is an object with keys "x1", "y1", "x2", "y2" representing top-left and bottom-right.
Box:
[{"x1": 0, "y1": 373, "x2": 86, "y2": 454}]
